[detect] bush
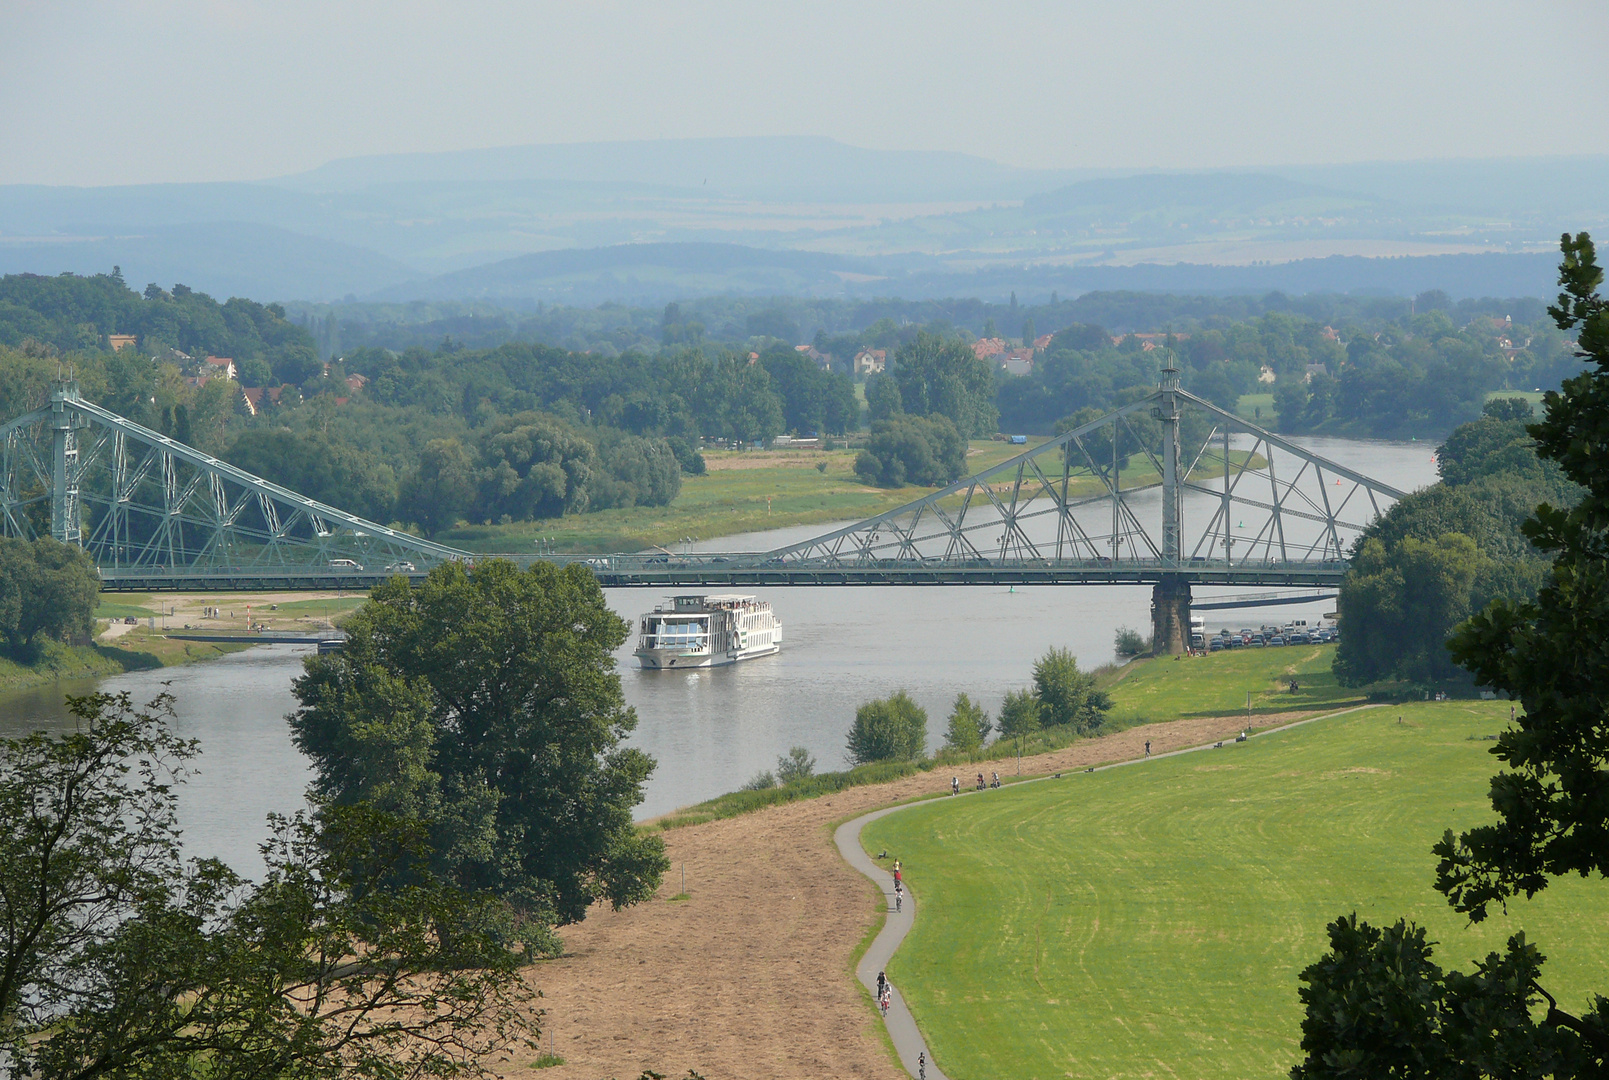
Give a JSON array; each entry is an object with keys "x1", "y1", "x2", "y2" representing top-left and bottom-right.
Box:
[
  {"x1": 742, "y1": 770, "x2": 776, "y2": 791},
  {"x1": 1114, "y1": 626, "x2": 1149, "y2": 657},
  {"x1": 775, "y1": 746, "x2": 816, "y2": 784},
  {"x1": 854, "y1": 414, "x2": 967, "y2": 487},
  {"x1": 846, "y1": 691, "x2": 928, "y2": 765}
]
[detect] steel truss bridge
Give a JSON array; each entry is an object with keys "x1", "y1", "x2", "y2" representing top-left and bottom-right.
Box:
[{"x1": 1, "y1": 372, "x2": 1401, "y2": 649}]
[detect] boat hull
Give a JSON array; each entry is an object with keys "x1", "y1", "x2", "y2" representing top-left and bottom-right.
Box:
[{"x1": 634, "y1": 643, "x2": 780, "y2": 670}]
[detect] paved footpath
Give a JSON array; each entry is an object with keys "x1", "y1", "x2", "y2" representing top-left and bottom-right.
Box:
[{"x1": 835, "y1": 703, "x2": 1379, "y2": 1080}]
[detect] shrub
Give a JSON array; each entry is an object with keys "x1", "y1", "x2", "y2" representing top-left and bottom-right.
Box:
[
  {"x1": 742, "y1": 770, "x2": 776, "y2": 791},
  {"x1": 846, "y1": 690, "x2": 928, "y2": 764},
  {"x1": 775, "y1": 746, "x2": 816, "y2": 784},
  {"x1": 1114, "y1": 625, "x2": 1149, "y2": 656}
]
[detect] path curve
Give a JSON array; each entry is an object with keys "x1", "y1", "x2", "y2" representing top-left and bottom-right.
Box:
[{"x1": 834, "y1": 703, "x2": 1380, "y2": 1080}]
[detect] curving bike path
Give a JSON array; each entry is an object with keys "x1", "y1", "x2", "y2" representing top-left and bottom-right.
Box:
[{"x1": 835, "y1": 703, "x2": 1380, "y2": 1080}]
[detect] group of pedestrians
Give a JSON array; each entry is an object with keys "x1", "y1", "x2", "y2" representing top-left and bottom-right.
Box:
[{"x1": 950, "y1": 771, "x2": 1001, "y2": 795}]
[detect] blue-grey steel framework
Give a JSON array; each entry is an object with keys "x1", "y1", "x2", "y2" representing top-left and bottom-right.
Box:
[
  {"x1": 0, "y1": 381, "x2": 466, "y2": 590},
  {"x1": 1, "y1": 372, "x2": 1405, "y2": 591}
]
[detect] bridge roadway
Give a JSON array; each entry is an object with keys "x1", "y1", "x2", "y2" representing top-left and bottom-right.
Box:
[{"x1": 96, "y1": 555, "x2": 1350, "y2": 592}]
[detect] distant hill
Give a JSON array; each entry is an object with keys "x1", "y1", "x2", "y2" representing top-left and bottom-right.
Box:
[
  {"x1": 378, "y1": 241, "x2": 1558, "y2": 306},
  {"x1": 0, "y1": 222, "x2": 417, "y2": 302},
  {"x1": 272, "y1": 135, "x2": 1084, "y2": 203}
]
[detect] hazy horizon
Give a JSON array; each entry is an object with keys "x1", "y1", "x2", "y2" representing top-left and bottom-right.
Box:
[{"x1": 4, "y1": 1, "x2": 1606, "y2": 188}]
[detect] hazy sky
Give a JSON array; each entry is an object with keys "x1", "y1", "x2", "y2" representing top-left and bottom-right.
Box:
[{"x1": 3, "y1": 0, "x2": 1606, "y2": 187}]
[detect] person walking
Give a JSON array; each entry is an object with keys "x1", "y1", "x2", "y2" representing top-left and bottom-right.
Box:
[
  {"x1": 918, "y1": 1050, "x2": 927, "y2": 1079},
  {"x1": 951, "y1": 775, "x2": 959, "y2": 796},
  {"x1": 877, "y1": 970, "x2": 886, "y2": 999},
  {"x1": 879, "y1": 983, "x2": 891, "y2": 1016},
  {"x1": 894, "y1": 879, "x2": 903, "y2": 913},
  {"x1": 1145, "y1": 739, "x2": 1151, "y2": 757}
]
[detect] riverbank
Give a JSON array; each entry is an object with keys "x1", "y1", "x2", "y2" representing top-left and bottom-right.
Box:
[{"x1": 0, "y1": 629, "x2": 250, "y2": 696}]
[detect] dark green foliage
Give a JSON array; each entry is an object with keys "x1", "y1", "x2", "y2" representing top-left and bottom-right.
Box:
[
  {"x1": 759, "y1": 348, "x2": 857, "y2": 435},
  {"x1": 223, "y1": 428, "x2": 398, "y2": 523},
  {"x1": 891, "y1": 330, "x2": 999, "y2": 437},
  {"x1": 289, "y1": 559, "x2": 667, "y2": 937},
  {"x1": 1294, "y1": 234, "x2": 1609, "y2": 1077},
  {"x1": 1292, "y1": 916, "x2": 1595, "y2": 1080},
  {"x1": 697, "y1": 354, "x2": 784, "y2": 444},
  {"x1": 1031, "y1": 646, "x2": 1111, "y2": 733},
  {"x1": 399, "y1": 437, "x2": 478, "y2": 536},
  {"x1": 0, "y1": 536, "x2": 99, "y2": 654},
  {"x1": 0, "y1": 692, "x2": 534, "y2": 1078},
  {"x1": 1332, "y1": 407, "x2": 1578, "y2": 686},
  {"x1": 1334, "y1": 534, "x2": 1485, "y2": 687},
  {"x1": 1484, "y1": 396, "x2": 1536, "y2": 421},
  {"x1": 996, "y1": 687, "x2": 1042, "y2": 740},
  {"x1": 846, "y1": 691, "x2": 928, "y2": 764},
  {"x1": 865, "y1": 371, "x2": 902, "y2": 422},
  {"x1": 943, "y1": 692, "x2": 991, "y2": 754},
  {"x1": 854, "y1": 414, "x2": 967, "y2": 487}
]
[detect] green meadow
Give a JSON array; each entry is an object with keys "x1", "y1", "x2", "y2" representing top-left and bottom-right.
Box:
[
  {"x1": 442, "y1": 438, "x2": 1263, "y2": 554},
  {"x1": 862, "y1": 701, "x2": 1609, "y2": 1080},
  {"x1": 1104, "y1": 643, "x2": 1366, "y2": 722}
]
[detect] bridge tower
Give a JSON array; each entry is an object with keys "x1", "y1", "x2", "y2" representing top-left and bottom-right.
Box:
[
  {"x1": 1150, "y1": 362, "x2": 1191, "y2": 654},
  {"x1": 48, "y1": 379, "x2": 88, "y2": 546}
]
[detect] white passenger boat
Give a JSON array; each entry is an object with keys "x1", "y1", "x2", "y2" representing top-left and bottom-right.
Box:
[{"x1": 634, "y1": 594, "x2": 781, "y2": 669}]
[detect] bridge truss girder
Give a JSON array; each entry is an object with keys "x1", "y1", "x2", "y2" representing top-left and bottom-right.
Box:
[
  {"x1": 0, "y1": 382, "x2": 467, "y2": 588},
  {"x1": 756, "y1": 370, "x2": 1406, "y2": 579}
]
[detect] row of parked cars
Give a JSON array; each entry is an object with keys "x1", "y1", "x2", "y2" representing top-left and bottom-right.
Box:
[{"x1": 1204, "y1": 625, "x2": 1338, "y2": 651}]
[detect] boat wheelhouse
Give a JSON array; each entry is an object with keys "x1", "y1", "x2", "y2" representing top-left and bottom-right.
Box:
[{"x1": 634, "y1": 594, "x2": 781, "y2": 669}]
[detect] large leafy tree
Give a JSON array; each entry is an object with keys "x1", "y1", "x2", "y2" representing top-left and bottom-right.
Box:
[
  {"x1": 891, "y1": 330, "x2": 999, "y2": 437},
  {"x1": 289, "y1": 559, "x2": 667, "y2": 942},
  {"x1": 0, "y1": 535, "x2": 99, "y2": 655},
  {"x1": 0, "y1": 692, "x2": 533, "y2": 1079},
  {"x1": 1031, "y1": 646, "x2": 1111, "y2": 733},
  {"x1": 1291, "y1": 234, "x2": 1609, "y2": 1077}
]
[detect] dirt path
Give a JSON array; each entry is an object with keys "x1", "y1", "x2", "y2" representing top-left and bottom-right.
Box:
[{"x1": 514, "y1": 708, "x2": 1323, "y2": 1079}]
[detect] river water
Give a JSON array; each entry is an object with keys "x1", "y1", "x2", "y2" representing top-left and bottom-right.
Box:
[{"x1": 0, "y1": 436, "x2": 1441, "y2": 875}]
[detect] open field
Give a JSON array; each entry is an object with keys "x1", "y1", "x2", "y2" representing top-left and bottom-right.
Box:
[
  {"x1": 1104, "y1": 643, "x2": 1366, "y2": 721},
  {"x1": 441, "y1": 438, "x2": 1263, "y2": 554},
  {"x1": 861, "y1": 700, "x2": 1609, "y2": 1080}
]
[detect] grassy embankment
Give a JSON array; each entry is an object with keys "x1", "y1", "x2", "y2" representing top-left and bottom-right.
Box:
[
  {"x1": 654, "y1": 644, "x2": 1363, "y2": 829},
  {"x1": 443, "y1": 438, "x2": 1266, "y2": 554},
  {"x1": 863, "y1": 697, "x2": 1608, "y2": 1080},
  {"x1": 0, "y1": 594, "x2": 249, "y2": 695}
]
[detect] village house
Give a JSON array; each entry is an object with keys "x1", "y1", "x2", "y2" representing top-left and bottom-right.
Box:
[
  {"x1": 203, "y1": 355, "x2": 236, "y2": 380},
  {"x1": 1000, "y1": 347, "x2": 1036, "y2": 377},
  {"x1": 853, "y1": 348, "x2": 886, "y2": 375},
  {"x1": 345, "y1": 373, "x2": 368, "y2": 393},
  {"x1": 794, "y1": 344, "x2": 834, "y2": 371},
  {"x1": 971, "y1": 337, "x2": 1007, "y2": 361},
  {"x1": 107, "y1": 334, "x2": 137, "y2": 352},
  {"x1": 1033, "y1": 334, "x2": 1053, "y2": 351}
]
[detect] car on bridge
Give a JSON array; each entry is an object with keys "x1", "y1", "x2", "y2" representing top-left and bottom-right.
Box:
[{"x1": 328, "y1": 559, "x2": 364, "y2": 572}]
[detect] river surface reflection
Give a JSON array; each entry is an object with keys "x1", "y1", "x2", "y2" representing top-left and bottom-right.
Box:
[{"x1": 0, "y1": 436, "x2": 1441, "y2": 872}]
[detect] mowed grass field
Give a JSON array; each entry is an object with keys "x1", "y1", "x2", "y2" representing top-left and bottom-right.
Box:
[
  {"x1": 862, "y1": 701, "x2": 1609, "y2": 1080},
  {"x1": 1104, "y1": 643, "x2": 1367, "y2": 721}
]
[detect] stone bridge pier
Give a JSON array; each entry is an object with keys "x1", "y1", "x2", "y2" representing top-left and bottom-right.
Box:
[{"x1": 1151, "y1": 577, "x2": 1192, "y2": 656}]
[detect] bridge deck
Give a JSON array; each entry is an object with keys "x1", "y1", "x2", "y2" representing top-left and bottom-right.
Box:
[{"x1": 97, "y1": 557, "x2": 1349, "y2": 591}]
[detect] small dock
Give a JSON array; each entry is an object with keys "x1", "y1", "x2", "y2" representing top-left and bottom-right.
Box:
[{"x1": 165, "y1": 632, "x2": 345, "y2": 652}]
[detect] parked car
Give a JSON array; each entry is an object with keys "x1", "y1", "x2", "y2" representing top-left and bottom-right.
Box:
[
  {"x1": 1208, "y1": 638, "x2": 1225, "y2": 652},
  {"x1": 1268, "y1": 635, "x2": 1286, "y2": 646}
]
